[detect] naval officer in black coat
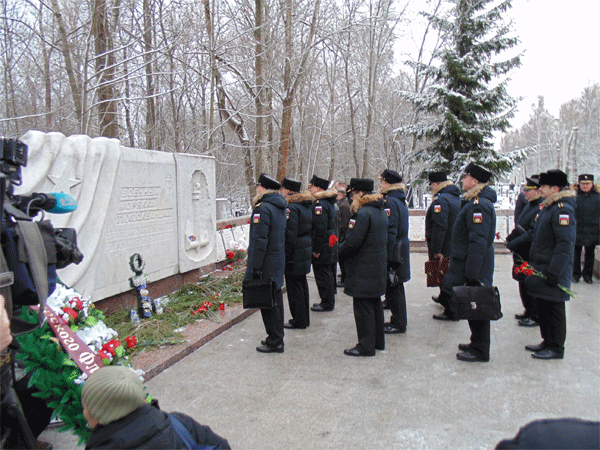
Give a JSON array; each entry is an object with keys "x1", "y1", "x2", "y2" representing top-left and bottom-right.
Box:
[{"x1": 245, "y1": 174, "x2": 287, "y2": 353}]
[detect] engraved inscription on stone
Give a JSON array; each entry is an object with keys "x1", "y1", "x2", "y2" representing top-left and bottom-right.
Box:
[{"x1": 104, "y1": 186, "x2": 175, "y2": 253}]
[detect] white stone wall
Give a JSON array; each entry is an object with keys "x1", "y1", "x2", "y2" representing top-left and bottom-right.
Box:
[{"x1": 17, "y1": 131, "x2": 216, "y2": 301}]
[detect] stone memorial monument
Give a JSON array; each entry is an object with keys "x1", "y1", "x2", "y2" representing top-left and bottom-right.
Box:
[{"x1": 17, "y1": 131, "x2": 217, "y2": 302}]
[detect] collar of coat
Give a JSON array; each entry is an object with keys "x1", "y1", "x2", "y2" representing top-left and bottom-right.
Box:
[
  {"x1": 380, "y1": 182, "x2": 406, "y2": 195},
  {"x1": 350, "y1": 193, "x2": 383, "y2": 214},
  {"x1": 286, "y1": 190, "x2": 313, "y2": 204},
  {"x1": 252, "y1": 189, "x2": 282, "y2": 207},
  {"x1": 432, "y1": 180, "x2": 454, "y2": 197},
  {"x1": 542, "y1": 189, "x2": 576, "y2": 208},
  {"x1": 313, "y1": 188, "x2": 337, "y2": 201},
  {"x1": 463, "y1": 183, "x2": 488, "y2": 201}
]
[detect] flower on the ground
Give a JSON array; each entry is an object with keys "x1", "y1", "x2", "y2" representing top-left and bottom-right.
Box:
[{"x1": 125, "y1": 336, "x2": 137, "y2": 348}]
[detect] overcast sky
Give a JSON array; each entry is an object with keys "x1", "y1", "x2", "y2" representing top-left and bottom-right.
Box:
[{"x1": 505, "y1": 0, "x2": 600, "y2": 127}]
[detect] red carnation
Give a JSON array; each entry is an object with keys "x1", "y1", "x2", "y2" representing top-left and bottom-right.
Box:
[
  {"x1": 328, "y1": 235, "x2": 339, "y2": 247},
  {"x1": 125, "y1": 335, "x2": 137, "y2": 348}
]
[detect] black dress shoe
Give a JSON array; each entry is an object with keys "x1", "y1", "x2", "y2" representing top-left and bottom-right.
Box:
[
  {"x1": 572, "y1": 276, "x2": 580, "y2": 283},
  {"x1": 532, "y1": 348, "x2": 563, "y2": 360},
  {"x1": 343, "y1": 347, "x2": 375, "y2": 357},
  {"x1": 458, "y1": 343, "x2": 470, "y2": 352},
  {"x1": 433, "y1": 313, "x2": 458, "y2": 321},
  {"x1": 525, "y1": 342, "x2": 546, "y2": 352},
  {"x1": 311, "y1": 304, "x2": 333, "y2": 312},
  {"x1": 518, "y1": 317, "x2": 539, "y2": 327},
  {"x1": 514, "y1": 312, "x2": 527, "y2": 320},
  {"x1": 432, "y1": 295, "x2": 441, "y2": 304},
  {"x1": 256, "y1": 344, "x2": 284, "y2": 353},
  {"x1": 384, "y1": 325, "x2": 406, "y2": 334},
  {"x1": 284, "y1": 322, "x2": 306, "y2": 329},
  {"x1": 336, "y1": 281, "x2": 345, "y2": 288},
  {"x1": 583, "y1": 276, "x2": 593, "y2": 284},
  {"x1": 456, "y1": 351, "x2": 489, "y2": 362}
]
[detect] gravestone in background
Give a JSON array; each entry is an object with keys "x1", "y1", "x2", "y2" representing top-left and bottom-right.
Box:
[{"x1": 17, "y1": 131, "x2": 217, "y2": 302}]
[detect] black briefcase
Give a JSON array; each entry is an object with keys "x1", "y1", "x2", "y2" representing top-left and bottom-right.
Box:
[
  {"x1": 449, "y1": 285, "x2": 503, "y2": 321},
  {"x1": 242, "y1": 278, "x2": 275, "y2": 309}
]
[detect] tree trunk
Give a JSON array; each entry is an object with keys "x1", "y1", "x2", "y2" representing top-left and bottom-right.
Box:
[
  {"x1": 92, "y1": 0, "x2": 118, "y2": 137},
  {"x1": 143, "y1": 0, "x2": 156, "y2": 149},
  {"x1": 49, "y1": 0, "x2": 83, "y2": 127}
]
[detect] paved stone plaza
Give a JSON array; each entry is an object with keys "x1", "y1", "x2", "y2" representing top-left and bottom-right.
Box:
[{"x1": 42, "y1": 252, "x2": 599, "y2": 449}]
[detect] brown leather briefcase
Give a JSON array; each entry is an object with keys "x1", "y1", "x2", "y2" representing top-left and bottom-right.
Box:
[{"x1": 424, "y1": 257, "x2": 450, "y2": 287}]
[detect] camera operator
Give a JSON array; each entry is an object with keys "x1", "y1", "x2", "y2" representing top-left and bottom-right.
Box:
[{"x1": 1, "y1": 137, "x2": 81, "y2": 449}]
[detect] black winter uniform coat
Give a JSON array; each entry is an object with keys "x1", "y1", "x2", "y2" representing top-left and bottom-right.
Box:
[
  {"x1": 311, "y1": 189, "x2": 337, "y2": 265},
  {"x1": 245, "y1": 190, "x2": 287, "y2": 289},
  {"x1": 507, "y1": 194, "x2": 543, "y2": 262},
  {"x1": 284, "y1": 191, "x2": 313, "y2": 276},
  {"x1": 524, "y1": 189, "x2": 576, "y2": 302},
  {"x1": 442, "y1": 184, "x2": 497, "y2": 293},
  {"x1": 575, "y1": 185, "x2": 600, "y2": 247},
  {"x1": 338, "y1": 194, "x2": 388, "y2": 298},
  {"x1": 425, "y1": 181, "x2": 461, "y2": 259},
  {"x1": 382, "y1": 184, "x2": 411, "y2": 283},
  {"x1": 85, "y1": 403, "x2": 231, "y2": 449}
]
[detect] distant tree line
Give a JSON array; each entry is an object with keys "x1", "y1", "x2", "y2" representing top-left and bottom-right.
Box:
[
  {"x1": 500, "y1": 84, "x2": 600, "y2": 184},
  {"x1": 3, "y1": 0, "x2": 591, "y2": 203}
]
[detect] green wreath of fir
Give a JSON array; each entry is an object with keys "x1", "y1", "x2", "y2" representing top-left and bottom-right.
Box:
[{"x1": 15, "y1": 307, "x2": 91, "y2": 444}]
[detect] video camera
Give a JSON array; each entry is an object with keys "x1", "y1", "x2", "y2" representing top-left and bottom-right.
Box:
[{"x1": 1, "y1": 137, "x2": 83, "y2": 449}]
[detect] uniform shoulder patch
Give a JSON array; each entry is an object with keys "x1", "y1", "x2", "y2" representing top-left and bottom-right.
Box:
[
  {"x1": 434, "y1": 204, "x2": 442, "y2": 213},
  {"x1": 384, "y1": 208, "x2": 391, "y2": 217},
  {"x1": 559, "y1": 214, "x2": 570, "y2": 225},
  {"x1": 315, "y1": 205, "x2": 323, "y2": 215},
  {"x1": 473, "y1": 212, "x2": 483, "y2": 224},
  {"x1": 348, "y1": 218, "x2": 356, "y2": 229},
  {"x1": 286, "y1": 208, "x2": 290, "y2": 220},
  {"x1": 253, "y1": 213, "x2": 261, "y2": 224}
]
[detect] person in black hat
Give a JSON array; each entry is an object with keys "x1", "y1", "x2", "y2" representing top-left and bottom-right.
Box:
[
  {"x1": 246, "y1": 174, "x2": 287, "y2": 353},
  {"x1": 379, "y1": 169, "x2": 410, "y2": 334},
  {"x1": 506, "y1": 175, "x2": 542, "y2": 327},
  {"x1": 339, "y1": 178, "x2": 387, "y2": 356},
  {"x1": 523, "y1": 170, "x2": 576, "y2": 360},
  {"x1": 573, "y1": 174, "x2": 599, "y2": 284},
  {"x1": 308, "y1": 175, "x2": 338, "y2": 312},
  {"x1": 425, "y1": 171, "x2": 461, "y2": 304},
  {"x1": 281, "y1": 177, "x2": 313, "y2": 329},
  {"x1": 435, "y1": 162, "x2": 497, "y2": 363}
]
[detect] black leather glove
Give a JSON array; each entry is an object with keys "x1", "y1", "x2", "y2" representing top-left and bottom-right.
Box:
[
  {"x1": 513, "y1": 265, "x2": 527, "y2": 282},
  {"x1": 251, "y1": 268, "x2": 262, "y2": 279},
  {"x1": 465, "y1": 278, "x2": 481, "y2": 287},
  {"x1": 388, "y1": 261, "x2": 399, "y2": 271},
  {"x1": 545, "y1": 273, "x2": 559, "y2": 288},
  {"x1": 506, "y1": 225, "x2": 527, "y2": 243}
]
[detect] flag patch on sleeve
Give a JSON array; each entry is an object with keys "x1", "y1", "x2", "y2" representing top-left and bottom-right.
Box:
[
  {"x1": 348, "y1": 219, "x2": 356, "y2": 229},
  {"x1": 434, "y1": 205, "x2": 441, "y2": 213},
  {"x1": 559, "y1": 214, "x2": 570, "y2": 225},
  {"x1": 473, "y1": 212, "x2": 483, "y2": 224},
  {"x1": 315, "y1": 206, "x2": 323, "y2": 215},
  {"x1": 286, "y1": 208, "x2": 290, "y2": 220},
  {"x1": 384, "y1": 208, "x2": 391, "y2": 217},
  {"x1": 253, "y1": 213, "x2": 261, "y2": 223}
]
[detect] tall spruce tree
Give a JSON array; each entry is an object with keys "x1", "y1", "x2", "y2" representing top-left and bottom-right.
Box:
[{"x1": 398, "y1": 0, "x2": 523, "y2": 180}]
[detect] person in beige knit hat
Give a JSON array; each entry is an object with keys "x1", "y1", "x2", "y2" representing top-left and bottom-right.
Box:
[{"x1": 81, "y1": 366, "x2": 230, "y2": 449}]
